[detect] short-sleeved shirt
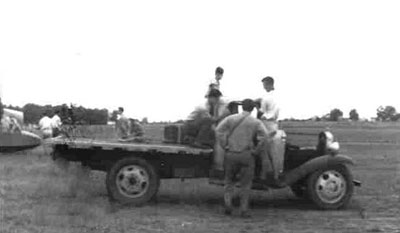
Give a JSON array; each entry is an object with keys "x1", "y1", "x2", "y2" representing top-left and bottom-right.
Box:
[
  {"x1": 216, "y1": 111, "x2": 269, "y2": 153},
  {"x1": 39, "y1": 116, "x2": 53, "y2": 136},
  {"x1": 205, "y1": 79, "x2": 221, "y2": 97},
  {"x1": 209, "y1": 79, "x2": 220, "y2": 90}
]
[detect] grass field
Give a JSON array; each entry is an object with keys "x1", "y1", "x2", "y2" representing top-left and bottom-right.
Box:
[{"x1": 1, "y1": 122, "x2": 400, "y2": 233}]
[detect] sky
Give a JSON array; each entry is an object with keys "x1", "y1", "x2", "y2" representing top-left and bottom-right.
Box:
[{"x1": 0, "y1": 0, "x2": 399, "y2": 122}]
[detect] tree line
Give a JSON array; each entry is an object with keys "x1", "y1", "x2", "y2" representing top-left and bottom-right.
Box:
[
  {"x1": 1, "y1": 99, "x2": 399, "y2": 124},
  {"x1": 307, "y1": 105, "x2": 400, "y2": 122}
]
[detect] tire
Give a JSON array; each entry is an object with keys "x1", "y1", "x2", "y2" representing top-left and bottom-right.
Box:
[
  {"x1": 307, "y1": 165, "x2": 354, "y2": 210},
  {"x1": 106, "y1": 157, "x2": 160, "y2": 206}
]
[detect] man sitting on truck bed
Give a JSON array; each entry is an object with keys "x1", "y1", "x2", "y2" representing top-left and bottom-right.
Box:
[
  {"x1": 184, "y1": 89, "x2": 230, "y2": 148},
  {"x1": 115, "y1": 107, "x2": 130, "y2": 139}
]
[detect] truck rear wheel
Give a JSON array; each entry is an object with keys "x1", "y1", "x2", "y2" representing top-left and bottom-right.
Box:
[
  {"x1": 106, "y1": 157, "x2": 160, "y2": 205},
  {"x1": 307, "y1": 165, "x2": 354, "y2": 210}
]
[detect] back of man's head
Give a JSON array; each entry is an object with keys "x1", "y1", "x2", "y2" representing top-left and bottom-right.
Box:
[
  {"x1": 118, "y1": 107, "x2": 124, "y2": 113},
  {"x1": 215, "y1": 66, "x2": 224, "y2": 75},
  {"x1": 242, "y1": 99, "x2": 255, "y2": 112}
]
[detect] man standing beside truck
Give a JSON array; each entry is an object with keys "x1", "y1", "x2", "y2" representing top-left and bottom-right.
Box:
[
  {"x1": 216, "y1": 99, "x2": 269, "y2": 218},
  {"x1": 256, "y1": 76, "x2": 280, "y2": 182}
]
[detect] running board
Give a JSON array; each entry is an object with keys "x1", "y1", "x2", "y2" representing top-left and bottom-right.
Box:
[{"x1": 208, "y1": 178, "x2": 274, "y2": 191}]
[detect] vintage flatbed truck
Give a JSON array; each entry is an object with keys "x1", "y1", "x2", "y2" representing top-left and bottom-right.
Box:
[{"x1": 50, "y1": 127, "x2": 361, "y2": 210}]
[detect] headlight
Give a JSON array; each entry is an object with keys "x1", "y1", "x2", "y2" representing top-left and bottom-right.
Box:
[
  {"x1": 327, "y1": 141, "x2": 340, "y2": 152},
  {"x1": 318, "y1": 131, "x2": 340, "y2": 155}
]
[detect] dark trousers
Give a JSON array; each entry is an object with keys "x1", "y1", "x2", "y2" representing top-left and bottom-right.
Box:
[
  {"x1": 183, "y1": 117, "x2": 215, "y2": 148},
  {"x1": 224, "y1": 150, "x2": 255, "y2": 212}
]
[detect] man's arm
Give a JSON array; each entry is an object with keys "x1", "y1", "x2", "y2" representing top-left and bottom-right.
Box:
[
  {"x1": 252, "y1": 121, "x2": 269, "y2": 155},
  {"x1": 215, "y1": 117, "x2": 231, "y2": 149}
]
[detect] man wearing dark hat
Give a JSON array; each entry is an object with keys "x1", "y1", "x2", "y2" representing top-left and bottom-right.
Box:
[
  {"x1": 216, "y1": 99, "x2": 270, "y2": 218},
  {"x1": 184, "y1": 89, "x2": 231, "y2": 149},
  {"x1": 255, "y1": 76, "x2": 280, "y2": 182}
]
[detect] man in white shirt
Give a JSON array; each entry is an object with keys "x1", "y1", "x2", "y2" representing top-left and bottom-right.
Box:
[
  {"x1": 38, "y1": 113, "x2": 53, "y2": 139},
  {"x1": 51, "y1": 110, "x2": 62, "y2": 137},
  {"x1": 256, "y1": 76, "x2": 280, "y2": 181},
  {"x1": 206, "y1": 66, "x2": 224, "y2": 96}
]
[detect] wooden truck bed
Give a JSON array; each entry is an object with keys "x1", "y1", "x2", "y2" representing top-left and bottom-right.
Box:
[{"x1": 49, "y1": 137, "x2": 213, "y2": 156}]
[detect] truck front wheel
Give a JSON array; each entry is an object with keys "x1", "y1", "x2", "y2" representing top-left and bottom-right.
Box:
[
  {"x1": 106, "y1": 157, "x2": 160, "y2": 205},
  {"x1": 307, "y1": 165, "x2": 354, "y2": 210}
]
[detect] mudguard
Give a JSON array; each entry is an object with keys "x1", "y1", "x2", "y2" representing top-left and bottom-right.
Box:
[
  {"x1": 0, "y1": 131, "x2": 42, "y2": 152},
  {"x1": 282, "y1": 154, "x2": 354, "y2": 186}
]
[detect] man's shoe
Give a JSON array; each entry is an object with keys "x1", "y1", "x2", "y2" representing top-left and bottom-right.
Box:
[{"x1": 240, "y1": 211, "x2": 252, "y2": 218}]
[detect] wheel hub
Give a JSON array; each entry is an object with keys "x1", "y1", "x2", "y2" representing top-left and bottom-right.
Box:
[
  {"x1": 315, "y1": 170, "x2": 346, "y2": 204},
  {"x1": 116, "y1": 165, "x2": 149, "y2": 198}
]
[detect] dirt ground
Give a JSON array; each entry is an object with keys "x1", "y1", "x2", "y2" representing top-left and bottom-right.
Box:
[{"x1": 1, "y1": 122, "x2": 400, "y2": 233}]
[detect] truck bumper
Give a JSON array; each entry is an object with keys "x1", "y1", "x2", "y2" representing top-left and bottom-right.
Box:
[{"x1": 353, "y1": 179, "x2": 362, "y2": 187}]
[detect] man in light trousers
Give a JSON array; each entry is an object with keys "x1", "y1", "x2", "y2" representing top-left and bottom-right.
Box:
[{"x1": 256, "y1": 76, "x2": 280, "y2": 181}]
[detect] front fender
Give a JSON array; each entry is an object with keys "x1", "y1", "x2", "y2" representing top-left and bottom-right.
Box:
[{"x1": 282, "y1": 154, "x2": 354, "y2": 186}]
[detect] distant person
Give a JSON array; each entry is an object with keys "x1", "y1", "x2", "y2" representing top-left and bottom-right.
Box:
[
  {"x1": 255, "y1": 76, "x2": 280, "y2": 181},
  {"x1": 51, "y1": 110, "x2": 62, "y2": 137},
  {"x1": 115, "y1": 107, "x2": 130, "y2": 139},
  {"x1": 206, "y1": 66, "x2": 224, "y2": 96},
  {"x1": 216, "y1": 99, "x2": 269, "y2": 218},
  {"x1": 38, "y1": 113, "x2": 53, "y2": 139},
  {"x1": 1, "y1": 115, "x2": 21, "y2": 133},
  {"x1": 9, "y1": 117, "x2": 21, "y2": 133}
]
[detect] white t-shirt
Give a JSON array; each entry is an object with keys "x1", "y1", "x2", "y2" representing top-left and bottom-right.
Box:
[
  {"x1": 205, "y1": 78, "x2": 221, "y2": 96},
  {"x1": 51, "y1": 115, "x2": 62, "y2": 129},
  {"x1": 209, "y1": 79, "x2": 220, "y2": 90},
  {"x1": 39, "y1": 116, "x2": 53, "y2": 132},
  {"x1": 260, "y1": 90, "x2": 279, "y2": 121}
]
